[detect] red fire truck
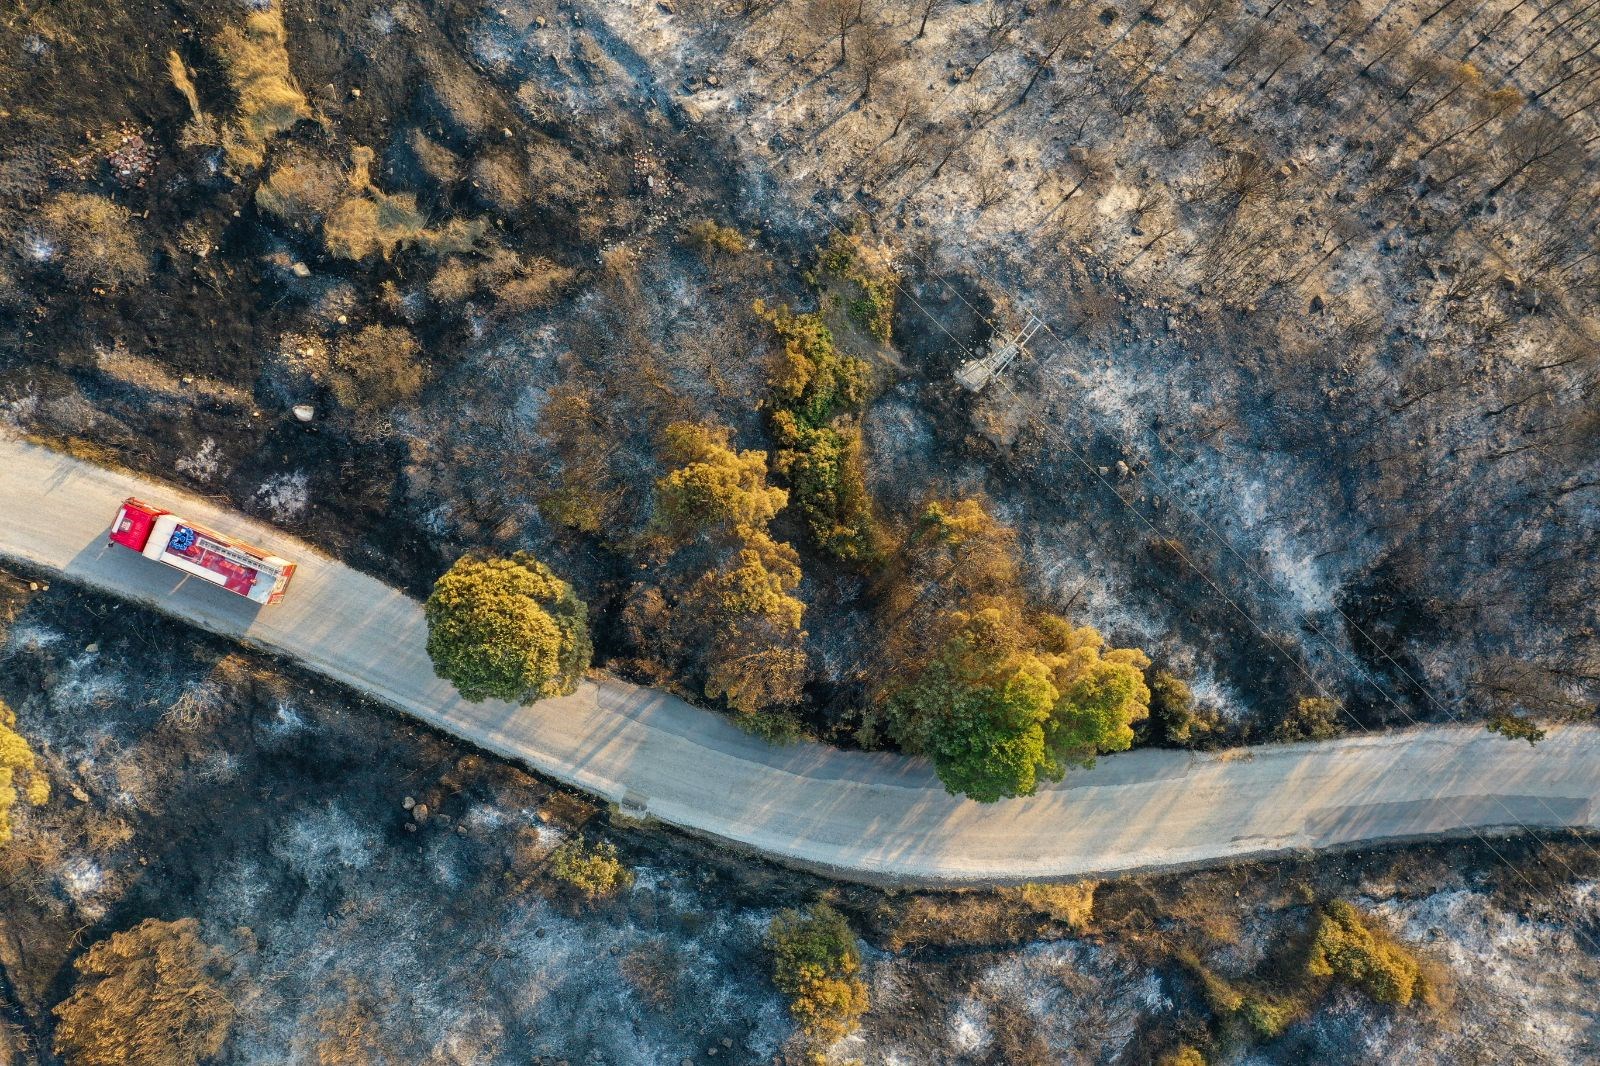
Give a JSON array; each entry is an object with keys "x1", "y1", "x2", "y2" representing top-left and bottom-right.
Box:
[{"x1": 108, "y1": 497, "x2": 297, "y2": 605}]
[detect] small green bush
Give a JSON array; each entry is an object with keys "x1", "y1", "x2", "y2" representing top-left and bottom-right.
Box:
[
  {"x1": 770, "y1": 417, "x2": 878, "y2": 563},
  {"x1": 818, "y1": 231, "x2": 897, "y2": 344},
  {"x1": 767, "y1": 903, "x2": 870, "y2": 1045},
  {"x1": 685, "y1": 219, "x2": 749, "y2": 257},
  {"x1": 548, "y1": 834, "x2": 633, "y2": 901},
  {"x1": 1274, "y1": 696, "x2": 1343, "y2": 742},
  {"x1": 1487, "y1": 712, "x2": 1545, "y2": 745},
  {"x1": 1238, "y1": 996, "x2": 1295, "y2": 1039},
  {"x1": 1306, "y1": 900, "x2": 1427, "y2": 1006},
  {"x1": 738, "y1": 707, "x2": 807, "y2": 744}
]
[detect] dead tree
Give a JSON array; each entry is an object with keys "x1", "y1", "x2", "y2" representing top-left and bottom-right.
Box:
[
  {"x1": 1014, "y1": 6, "x2": 1092, "y2": 106},
  {"x1": 908, "y1": 0, "x2": 945, "y2": 39},
  {"x1": 809, "y1": 0, "x2": 866, "y2": 65},
  {"x1": 1480, "y1": 113, "x2": 1581, "y2": 202},
  {"x1": 849, "y1": 20, "x2": 904, "y2": 100},
  {"x1": 967, "y1": 0, "x2": 1023, "y2": 77}
]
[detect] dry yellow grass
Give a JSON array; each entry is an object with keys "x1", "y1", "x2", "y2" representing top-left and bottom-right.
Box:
[
  {"x1": 256, "y1": 150, "x2": 346, "y2": 230},
  {"x1": 1014, "y1": 881, "x2": 1097, "y2": 932},
  {"x1": 53, "y1": 918, "x2": 234, "y2": 1066},
  {"x1": 38, "y1": 194, "x2": 149, "y2": 289},
  {"x1": 214, "y1": 6, "x2": 309, "y2": 170}
]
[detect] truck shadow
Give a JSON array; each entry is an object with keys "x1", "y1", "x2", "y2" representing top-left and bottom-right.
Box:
[{"x1": 63, "y1": 534, "x2": 267, "y2": 635}]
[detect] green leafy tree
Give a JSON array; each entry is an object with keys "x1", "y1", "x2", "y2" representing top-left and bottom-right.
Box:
[
  {"x1": 767, "y1": 904, "x2": 870, "y2": 1045},
  {"x1": 878, "y1": 498, "x2": 1151, "y2": 800},
  {"x1": 888, "y1": 609, "x2": 1151, "y2": 801},
  {"x1": 0, "y1": 700, "x2": 48, "y2": 846},
  {"x1": 424, "y1": 552, "x2": 592, "y2": 703}
]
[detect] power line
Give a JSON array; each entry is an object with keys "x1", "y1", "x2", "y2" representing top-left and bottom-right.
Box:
[{"x1": 769, "y1": 175, "x2": 1600, "y2": 950}]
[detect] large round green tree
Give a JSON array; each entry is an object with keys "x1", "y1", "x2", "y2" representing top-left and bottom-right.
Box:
[{"x1": 424, "y1": 552, "x2": 592, "y2": 703}]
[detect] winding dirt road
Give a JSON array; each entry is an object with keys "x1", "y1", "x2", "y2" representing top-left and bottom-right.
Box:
[{"x1": 2, "y1": 437, "x2": 1596, "y2": 884}]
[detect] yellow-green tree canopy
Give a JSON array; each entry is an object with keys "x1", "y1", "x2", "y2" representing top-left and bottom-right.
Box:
[
  {"x1": 687, "y1": 531, "x2": 808, "y2": 714},
  {"x1": 53, "y1": 918, "x2": 234, "y2": 1066},
  {"x1": 650, "y1": 422, "x2": 810, "y2": 720},
  {"x1": 424, "y1": 552, "x2": 592, "y2": 703},
  {"x1": 1306, "y1": 900, "x2": 1428, "y2": 1006},
  {"x1": 887, "y1": 608, "x2": 1150, "y2": 801},
  {"x1": 767, "y1": 903, "x2": 870, "y2": 1045},
  {"x1": 654, "y1": 421, "x2": 787, "y2": 540},
  {"x1": 758, "y1": 302, "x2": 871, "y2": 431},
  {"x1": 758, "y1": 301, "x2": 879, "y2": 563},
  {"x1": 0, "y1": 700, "x2": 48, "y2": 846},
  {"x1": 879, "y1": 498, "x2": 1152, "y2": 801}
]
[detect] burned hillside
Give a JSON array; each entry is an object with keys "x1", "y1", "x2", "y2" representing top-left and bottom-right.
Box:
[
  {"x1": 1, "y1": 569, "x2": 1598, "y2": 1064},
  {"x1": 1, "y1": 0, "x2": 1596, "y2": 751}
]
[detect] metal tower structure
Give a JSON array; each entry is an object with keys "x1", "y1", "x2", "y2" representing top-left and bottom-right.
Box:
[{"x1": 954, "y1": 313, "x2": 1043, "y2": 392}]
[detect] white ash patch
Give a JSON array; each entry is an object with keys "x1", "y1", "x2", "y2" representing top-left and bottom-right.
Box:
[
  {"x1": 58, "y1": 856, "x2": 109, "y2": 918},
  {"x1": 424, "y1": 836, "x2": 463, "y2": 889},
  {"x1": 3, "y1": 621, "x2": 63, "y2": 654},
  {"x1": 265, "y1": 698, "x2": 308, "y2": 736},
  {"x1": 975, "y1": 939, "x2": 1162, "y2": 1058},
  {"x1": 0, "y1": 388, "x2": 40, "y2": 429},
  {"x1": 946, "y1": 994, "x2": 993, "y2": 1054},
  {"x1": 21, "y1": 233, "x2": 55, "y2": 262},
  {"x1": 459, "y1": 802, "x2": 506, "y2": 833},
  {"x1": 175, "y1": 437, "x2": 223, "y2": 482},
  {"x1": 1187, "y1": 670, "x2": 1247, "y2": 722},
  {"x1": 192, "y1": 750, "x2": 239, "y2": 782},
  {"x1": 254, "y1": 470, "x2": 310, "y2": 519},
  {"x1": 48, "y1": 652, "x2": 125, "y2": 715},
  {"x1": 1364, "y1": 885, "x2": 1600, "y2": 1063},
  {"x1": 271, "y1": 805, "x2": 378, "y2": 879}
]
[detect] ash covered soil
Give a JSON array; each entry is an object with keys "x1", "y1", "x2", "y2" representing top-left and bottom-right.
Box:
[
  {"x1": 2, "y1": 0, "x2": 1595, "y2": 746},
  {"x1": 1, "y1": 567, "x2": 1599, "y2": 1065}
]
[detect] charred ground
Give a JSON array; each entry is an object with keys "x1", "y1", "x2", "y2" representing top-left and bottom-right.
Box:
[{"x1": 1, "y1": 568, "x2": 1597, "y2": 1064}]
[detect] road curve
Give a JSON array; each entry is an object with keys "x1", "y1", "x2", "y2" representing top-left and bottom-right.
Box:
[{"x1": 1, "y1": 437, "x2": 1596, "y2": 885}]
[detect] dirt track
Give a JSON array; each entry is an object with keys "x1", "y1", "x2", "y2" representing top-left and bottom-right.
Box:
[{"x1": 2, "y1": 436, "x2": 1595, "y2": 885}]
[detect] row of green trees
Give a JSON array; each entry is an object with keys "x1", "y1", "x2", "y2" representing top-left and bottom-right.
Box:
[{"x1": 423, "y1": 487, "x2": 1152, "y2": 801}]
